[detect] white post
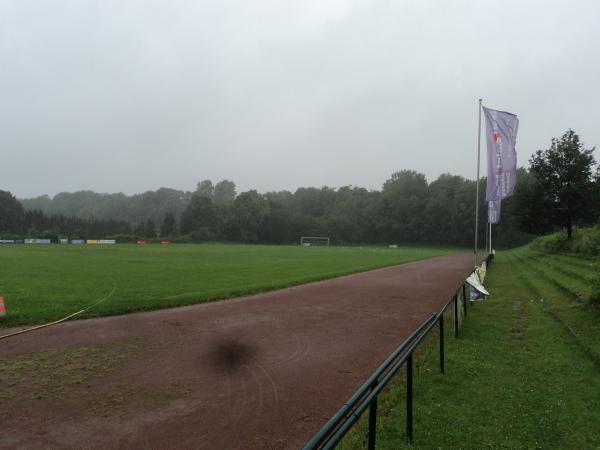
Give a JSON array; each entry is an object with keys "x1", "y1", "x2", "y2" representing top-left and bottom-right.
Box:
[{"x1": 474, "y1": 99, "x2": 482, "y2": 268}]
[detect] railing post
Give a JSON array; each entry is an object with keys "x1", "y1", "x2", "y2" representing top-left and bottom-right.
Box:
[
  {"x1": 453, "y1": 294, "x2": 459, "y2": 338},
  {"x1": 462, "y1": 283, "x2": 467, "y2": 317},
  {"x1": 368, "y1": 381, "x2": 378, "y2": 450},
  {"x1": 439, "y1": 314, "x2": 445, "y2": 374},
  {"x1": 406, "y1": 353, "x2": 413, "y2": 444}
]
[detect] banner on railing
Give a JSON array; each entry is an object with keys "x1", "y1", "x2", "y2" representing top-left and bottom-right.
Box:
[
  {"x1": 477, "y1": 261, "x2": 487, "y2": 284},
  {"x1": 467, "y1": 269, "x2": 489, "y2": 302}
]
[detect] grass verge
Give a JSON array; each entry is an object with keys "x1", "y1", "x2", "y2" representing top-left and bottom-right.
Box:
[{"x1": 337, "y1": 249, "x2": 600, "y2": 449}]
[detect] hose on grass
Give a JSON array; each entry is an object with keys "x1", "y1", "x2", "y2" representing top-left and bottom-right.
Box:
[{"x1": 0, "y1": 283, "x2": 117, "y2": 341}]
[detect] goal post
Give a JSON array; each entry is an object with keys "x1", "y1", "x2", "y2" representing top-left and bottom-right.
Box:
[{"x1": 300, "y1": 236, "x2": 330, "y2": 247}]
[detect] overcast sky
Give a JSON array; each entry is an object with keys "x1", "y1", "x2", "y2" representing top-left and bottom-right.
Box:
[{"x1": 1, "y1": 0, "x2": 599, "y2": 198}]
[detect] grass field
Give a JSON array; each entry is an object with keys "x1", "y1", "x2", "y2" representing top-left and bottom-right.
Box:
[
  {"x1": 339, "y1": 247, "x2": 600, "y2": 449},
  {"x1": 0, "y1": 243, "x2": 456, "y2": 328}
]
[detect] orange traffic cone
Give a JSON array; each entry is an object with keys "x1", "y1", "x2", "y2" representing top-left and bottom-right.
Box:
[{"x1": 0, "y1": 296, "x2": 6, "y2": 317}]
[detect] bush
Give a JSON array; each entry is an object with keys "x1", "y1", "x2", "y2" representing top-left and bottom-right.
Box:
[
  {"x1": 529, "y1": 226, "x2": 600, "y2": 257},
  {"x1": 571, "y1": 226, "x2": 600, "y2": 258},
  {"x1": 590, "y1": 267, "x2": 600, "y2": 305},
  {"x1": 530, "y1": 232, "x2": 571, "y2": 253},
  {"x1": 190, "y1": 227, "x2": 217, "y2": 243}
]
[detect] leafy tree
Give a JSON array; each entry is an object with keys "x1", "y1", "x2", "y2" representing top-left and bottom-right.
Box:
[
  {"x1": 19, "y1": 188, "x2": 192, "y2": 231},
  {"x1": 20, "y1": 194, "x2": 51, "y2": 212},
  {"x1": 593, "y1": 168, "x2": 600, "y2": 222},
  {"x1": 195, "y1": 180, "x2": 214, "y2": 199},
  {"x1": 263, "y1": 191, "x2": 294, "y2": 244},
  {"x1": 0, "y1": 190, "x2": 129, "y2": 239},
  {"x1": 512, "y1": 168, "x2": 554, "y2": 235},
  {"x1": 144, "y1": 219, "x2": 157, "y2": 238},
  {"x1": 294, "y1": 187, "x2": 336, "y2": 217},
  {"x1": 213, "y1": 180, "x2": 236, "y2": 205},
  {"x1": 11, "y1": 162, "x2": 562, "y2": 248},
  {"x1": 0, "y1": 190, "x2": 26, "y2": 233},
  {"x1": 423, "y1": 174, "x2": 465, "y2": 245},
  {"x1": 160, "y1": 212, "x2": 177, "y2": 237},
  {"x1": 327, "y1": 186, "x2": 380, "y2": 244},
  {"x1": 529, "y1": 130, "x2": 597, "y2": 239},
  {"x1": 180, "y1": 195, "x2": 217, "y2": 235},
  {"x1": 133, "y1": 222, "x2": 145, "y2": 236},
  {"x1": 381, "y1": 170, "x2": 429, "y2": 243},
  {"x1": 229, "y1": 190, "x2": 269, "y2": 242}
]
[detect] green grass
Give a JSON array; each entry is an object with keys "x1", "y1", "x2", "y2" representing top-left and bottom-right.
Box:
[
  {"x1": 0, "y1": 340, "x2": 139, "y2": 403},
  {"x1": 0, "y1": 243, "x2": 456, "y2": 327},
  {"x1": 338, "y1": 248, "x2": 600, "y2": 449}
]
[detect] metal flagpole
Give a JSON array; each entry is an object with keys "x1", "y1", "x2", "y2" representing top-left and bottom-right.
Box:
[
  {"x1": 485, "y1": 219, "x2": 489, "y2": 255},
  {"x1": 474, "y1": 99, "x2": 482, "y2": 268},
  {"x1": 489, "y1": 223, "x2": 492, "y2": 253}
]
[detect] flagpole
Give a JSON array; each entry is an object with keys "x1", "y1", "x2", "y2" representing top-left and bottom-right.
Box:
[
  {"x1": 485, "y1": 219, "x2": 489, "y2": 255},
  {"x1": 474, "y1": 98, "x2": 482, "y2": 268},
  {"x1": 489, "y1": 223, "x2": 493, "y2": 253}
]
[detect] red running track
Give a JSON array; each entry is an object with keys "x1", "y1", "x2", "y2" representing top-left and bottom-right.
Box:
[{"x1": 0, "y1": 252, "x2": 473, "y2": 449}]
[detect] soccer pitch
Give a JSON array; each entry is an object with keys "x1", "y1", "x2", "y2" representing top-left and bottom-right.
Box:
[{"x1": 0, "y1": 244, "x2": 457, "y2": 327}]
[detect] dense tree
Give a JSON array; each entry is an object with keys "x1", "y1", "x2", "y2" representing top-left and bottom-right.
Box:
[
  {"x1": 529, "y1": 130, "x2": 597, "y2": 239},
  {"x1": 0, "y1": 190, "x2": 26, "y2": 233},
  {"x1": 511, "y1": 168, "x2": 554, "y2": 235},
  {"x1": 160, "y1": 212, "x2": 177, "y2": 237},
  {"x1": 381, "y1": 170, "x2": 429, "y2": 243},
  {"x1": 213, "y1": 180, "x2": 236, "y2": 205},
  {"x1": 144, "y1": 220, "x2": 157, "y2": 238},
  {"x1": 195, "y1": 180, "x2": 214, "y2": 199},
  {"x1": 180, "y1": 195, "x2": 217, "y2": 235},
  {"x1": 262, "y1": 191, "x2": 294, "y2": 244},
  {"x1": 423, "y1": 174, "x2": 465, "y2": 244},
  {"x1": 0, "y1": 189, "x2": 130, "y2": 239},
  {"x1": 20, "y1": 188, "x2": 192, "y2": 231},
  {"x1": 12, "y1": 157, "x2": 577, "y2": 246},
  {"x1": 326, "y1": 186, "x2": 380, "y2": 244},
  {"x1": 228, "y1": 190, "x2": 270, "y2": 242},
  {"x1": 491, "y1": 169, "x2": 535, "y2": 248},
  {"x1": 592, "y1": 168, "x2": 600, "y2": 222},
  {"x1": 133, "y1": 222, "x2": 145, "y2": 236}
]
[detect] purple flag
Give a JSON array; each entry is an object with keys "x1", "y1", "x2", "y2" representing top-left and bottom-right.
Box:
[
  {"x1": 488, "y1": 200, "x2": 501, "y2": 224},
  {"x1": 483, "y1": 106, "x2": 519, "y2": 201}
]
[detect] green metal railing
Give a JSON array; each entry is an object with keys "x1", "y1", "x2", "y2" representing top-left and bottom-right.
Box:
[{"x1": 302, "y1": 276, "x2": 474, "y2": 450}]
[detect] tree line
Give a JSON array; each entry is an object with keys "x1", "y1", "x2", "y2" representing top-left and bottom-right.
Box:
[
  {"x1": 0, "y1": 171, "x2": 556, "y2": 248},
  {"x1": 4, "y1": 130, "x2": 598, "y2": 248},
  {"x1": 0, "y1": 190, "x2": 130, "y2": 239}
]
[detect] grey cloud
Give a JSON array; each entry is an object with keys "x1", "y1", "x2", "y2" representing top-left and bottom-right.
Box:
[{"x1": 1, "y1": 0, "x2": 598, "y2": 198}]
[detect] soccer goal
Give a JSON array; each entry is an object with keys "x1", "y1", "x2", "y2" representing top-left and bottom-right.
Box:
[{"x1": 300, "y1": 236, "x2": 330, "y2": 246}]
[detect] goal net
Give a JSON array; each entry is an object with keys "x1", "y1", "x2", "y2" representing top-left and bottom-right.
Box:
[{"x1": 300, "y1": 236, "x2": 330, "y2": 246}]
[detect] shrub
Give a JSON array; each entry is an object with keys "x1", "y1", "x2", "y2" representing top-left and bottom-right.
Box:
[
  {"x1": 590, "y1": 268, "x2": 600, "y2": 305},
  {"x1": 190, "y1": 227, "x2": 217, "y2": 243},
  {"x1": 530, "y1": 232, "x2": 571, "y2": 253},
  {"x1": 571, "y1": 226, "x2": 600, "y2": 258}
]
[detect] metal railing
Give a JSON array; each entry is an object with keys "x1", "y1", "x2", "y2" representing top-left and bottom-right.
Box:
[{"x1": 302, "y1": 279, "x2": 472, "y2": 450}]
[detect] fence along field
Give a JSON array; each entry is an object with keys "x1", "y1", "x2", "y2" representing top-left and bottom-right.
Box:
[
  {"x1": 0, "y1": 244, "x2": 456, "y2": 328},
  {"x1": 335, "y1": 247, "x2": 600, "y2": 449}
]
